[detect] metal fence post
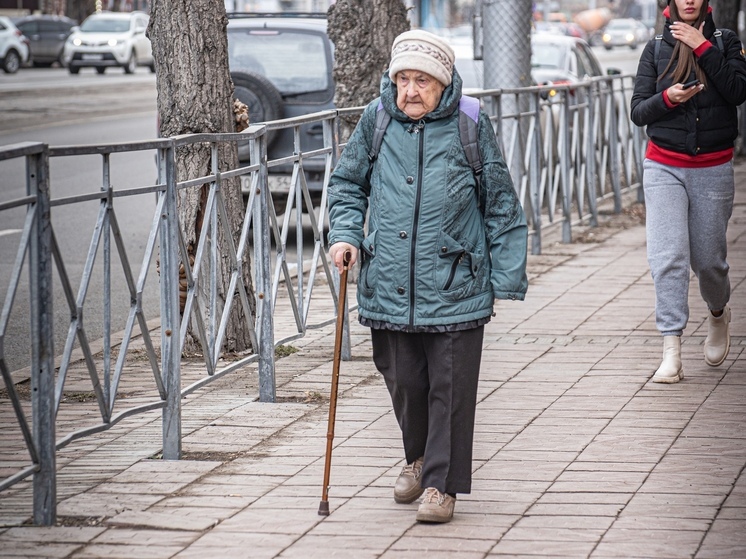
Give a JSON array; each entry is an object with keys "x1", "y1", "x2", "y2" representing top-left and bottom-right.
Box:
[
  {"x1": 159, "y1": 142, "x2": 181, "y2": 460},
  {"x1": 28, "y1": 145, "x2": 56, "y2": 525},
  {"x1": 254, "y1": 130, "x2": 276, "y2": 403}
]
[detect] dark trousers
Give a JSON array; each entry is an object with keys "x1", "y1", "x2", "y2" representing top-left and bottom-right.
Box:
[{"x1": 371, "y1": 326, "x2": 484, "y2": 495}]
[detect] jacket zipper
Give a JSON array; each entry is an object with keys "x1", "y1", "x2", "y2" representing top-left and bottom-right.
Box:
[{"x1": 409, "y1": 120, "x2": 425, "y2": 328}]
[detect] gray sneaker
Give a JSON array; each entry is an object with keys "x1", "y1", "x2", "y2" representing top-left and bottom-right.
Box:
[
  {"x1": 416, "y1": 487, "x2": 455, "y2": 523},
  {"x1": 393, "y1": 457, "x2": 424, "y2": 504}
]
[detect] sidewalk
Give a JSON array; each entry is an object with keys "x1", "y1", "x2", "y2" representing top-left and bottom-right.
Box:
[{"x1": 0, "y1": 162, "x2": 744, "y2": 558}]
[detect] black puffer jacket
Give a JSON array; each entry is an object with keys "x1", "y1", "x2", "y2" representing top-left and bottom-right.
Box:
[{"x1": 631, "y1": 11, "x2": 746, "y2": 156}]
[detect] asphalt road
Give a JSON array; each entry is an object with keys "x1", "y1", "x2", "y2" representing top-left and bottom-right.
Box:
[{"x1": 1, "y1": 67, "x2": 160, "y2": 375}]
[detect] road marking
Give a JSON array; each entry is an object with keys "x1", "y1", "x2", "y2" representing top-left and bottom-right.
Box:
[{"x1": 0, "y1": 229, "x2": 22, "y2": 238}]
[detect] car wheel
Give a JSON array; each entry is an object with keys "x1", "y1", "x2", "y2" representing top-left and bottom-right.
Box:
[
  {"x1": 2, "y1": 50, "x2": 21, "y2": 74},
  {"x1": 231, "y1": 71, "x2": 284, "y2": 147},
  {"x1": 96, "y1": 66, "x2": 106, "y2": 74},
  {"x1": 149, "y1": 62, "x2": 155, "y2": 73},
  {"x1": 68, "y1": 65, "x2": 80, "y2": 74},
  {"x1": 604, "y1": 45, "x2": 612, "y2": 51},
  {"x1": 124, "y1": 53, "x2": 136, "y2": 74}
]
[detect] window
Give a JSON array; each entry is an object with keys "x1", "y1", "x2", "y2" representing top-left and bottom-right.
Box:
[{"x1": 228, "y1": 29, "x2": 330, "y2": 95}]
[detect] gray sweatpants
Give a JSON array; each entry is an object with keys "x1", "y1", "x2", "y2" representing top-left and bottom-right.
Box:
[{"x1": 643, "y1": 159, "x2": 733, "y2": 336}]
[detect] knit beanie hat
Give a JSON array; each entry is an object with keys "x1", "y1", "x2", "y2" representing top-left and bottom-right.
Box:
[{"x1": 388, "y1": 30, "x2": 455, "y2": 87}]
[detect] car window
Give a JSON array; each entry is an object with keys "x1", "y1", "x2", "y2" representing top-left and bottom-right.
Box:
[
  {"x1": 228, "y1": 29, "x2": 329, "y2": 95},
  {"x1": 80, "y1": 18, "x2": 130, "y2": 33},
  {"x1": 0, "y1": 21, "x2": 7, "y2": 32},
  {"x1": 531, "y1": 42, "x2": 565, "y2": 70},
  {"x1": 18, "y1": 21, "x2": 38, "y2": 34},
  {"x1": 39, "y1": 21, "x2": 59, "y2": 33}
]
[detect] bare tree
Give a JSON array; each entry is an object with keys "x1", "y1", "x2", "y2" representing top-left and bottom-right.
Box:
[
  {"x1": 148, "y1": 0, "x2": 254, "y2": 354},
  {"x1": 327, "y1": 0, "x2": 410, "y2": 137}
]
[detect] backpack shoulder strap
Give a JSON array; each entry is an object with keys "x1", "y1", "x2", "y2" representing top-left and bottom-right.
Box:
[
  {"x1": 368, "y1": 100, "x2": 390, "y2": 165},
  {"x1": 713, "y1": 29, "x2": 724, "y2": 52},
  {"x1": 654, "y1": 34, "x2": 663, "y2": 68},
  {"x1": 366, "y1": 100, "x2": 390, "y2": 183},
  {"x1": 458, "y1": 95, "x2": 482, "y2": 176},
  {"x1": 458, "y1": 95, "x2": 483, "y2": 207}
]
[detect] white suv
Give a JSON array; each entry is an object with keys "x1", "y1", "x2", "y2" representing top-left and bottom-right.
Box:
[
  {"x1": 0, "y1": 16, "x2": 30, "y2": 74},
  {"x1": 63, "y1": 11, "x2": 154, "y2": 75}
]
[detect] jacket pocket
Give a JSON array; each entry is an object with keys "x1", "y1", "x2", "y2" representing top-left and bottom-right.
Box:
[
  {"x1": 359, "y1": 230, "x2": 377, "y2": 296},
  {"x1": 436, "y1": 232, "x2": 477, "y2": 293}
]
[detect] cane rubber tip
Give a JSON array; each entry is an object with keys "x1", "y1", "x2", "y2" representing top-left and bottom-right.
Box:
[{"x1": 318, "y1": 501, "x2": 330, "y2": 516}]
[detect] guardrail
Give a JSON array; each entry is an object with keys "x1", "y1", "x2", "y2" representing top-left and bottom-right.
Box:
[{"x1": 0, "y1": 73, "x2": 644, "y2": 524}]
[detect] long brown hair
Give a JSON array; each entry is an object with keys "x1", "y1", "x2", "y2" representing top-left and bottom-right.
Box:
[{"x1": 658, "y1": 0, "x2": 709, "y2": 86}]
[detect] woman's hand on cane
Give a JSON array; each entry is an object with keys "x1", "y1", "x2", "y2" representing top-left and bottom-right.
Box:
[{"x1": 329, "y1": 242, "x2": 357, "y2": 273}]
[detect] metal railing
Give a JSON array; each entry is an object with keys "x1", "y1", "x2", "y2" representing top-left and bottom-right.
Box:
[{"x1": 0, "y1": 73, "x2": 644, "y2": 524}]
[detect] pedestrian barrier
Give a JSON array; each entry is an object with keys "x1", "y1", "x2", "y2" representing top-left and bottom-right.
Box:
[{"x1": 0, "y1": 73, "x2": 644, "y2": 524}]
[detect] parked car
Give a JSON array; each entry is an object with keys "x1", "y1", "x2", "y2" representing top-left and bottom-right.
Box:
[
  {"x1": 456, "y1": 33, "x2": 608, "y2": 91},
  {"x1": 0, "y1": 16, "x2": 30, "y2": 74},
  {"x1": 12, "y1": 14, "x2": 76, "y2": 67},
  {"x1": 601, "y1": 18, "x2": 651, "y2": 50},
  {"x1": 227, "y1": 13, "x2": 334, "y2": 210},
  {"x1": 531, "y1": 32, "x2": 606, "y2": 89},
  {"x1": 62, "y1": 11, "x2": 154, "y2": 74}
]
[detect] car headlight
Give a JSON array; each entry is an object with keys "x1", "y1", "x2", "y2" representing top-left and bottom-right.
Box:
[
  {"x1": 108, "y1": 38, "x2": 123, "y2": 47},
  {"x1": 71, "y1": 37, "x2": 81, "y2": 46},
  {"x1": 602, "y1": 34, "x2": 610, "y2": 42},
  {"x1": 625, "y1": 33, "x2": 635, "y2": 42}
]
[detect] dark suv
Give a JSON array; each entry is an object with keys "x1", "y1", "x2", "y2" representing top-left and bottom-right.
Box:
[
  {"x1": 227, "y1": 13, "x2": 334, "y2": 211},
  {"x1": 12, "y1": 15, "x2": 77, "y2": 67}
]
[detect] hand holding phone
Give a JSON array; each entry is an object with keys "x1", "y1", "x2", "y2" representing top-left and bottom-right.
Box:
[{"x1": 682, "y1": 79, "x2": 701, "y2": 89}]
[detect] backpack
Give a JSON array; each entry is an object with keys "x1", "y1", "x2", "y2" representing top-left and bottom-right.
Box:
[
  {"x1": 653, "y1": 29, "x2": 724, "y2": 67},
  {"x1": 366, "y1": 95, "x2": 484, "y2": 206}
]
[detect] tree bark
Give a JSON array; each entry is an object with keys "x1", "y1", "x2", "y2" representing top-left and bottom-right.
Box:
[
  {"x1": 149, "y1": 0, "x2": 254, "y2": 354},
  {"x1": 709, "y1": 0, "x2": 740, "y2": 31},
  {"x1": 327, "y1": 0, "x2": 409, "y2": 138}
]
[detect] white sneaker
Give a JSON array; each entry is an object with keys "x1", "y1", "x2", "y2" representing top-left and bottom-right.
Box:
[
  {"x1": 652, "y1": 336, "x2": 683, "y2": 383},
  {"x1": 705, "y1": 307, "x2": 731, "y2": 367}
]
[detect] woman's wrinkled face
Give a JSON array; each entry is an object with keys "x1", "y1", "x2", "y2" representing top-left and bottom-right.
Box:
[
  {"x1": 395, "y1": 70, "x2": 446, "y2": 120},
  {"x1": 674, "y1": 0, "x2": 705, "y2": 25}
]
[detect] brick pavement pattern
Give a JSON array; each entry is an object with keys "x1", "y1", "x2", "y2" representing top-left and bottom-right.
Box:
[{"x1": 0, "y1": 162, "x2": 744, "y2": 558}]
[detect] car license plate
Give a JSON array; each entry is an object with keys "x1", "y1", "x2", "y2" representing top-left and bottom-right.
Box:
[{"x1": 82, "y1": 54, "x2": 103, "y2": 61}]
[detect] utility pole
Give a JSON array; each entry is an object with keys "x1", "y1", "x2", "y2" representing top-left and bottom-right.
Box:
[
  {"x1": 479, "y1": 0, "x2": 533, "y2": 183},
  {"x1": 482, "y1": 0, "x2": 532, "y2": 91}
]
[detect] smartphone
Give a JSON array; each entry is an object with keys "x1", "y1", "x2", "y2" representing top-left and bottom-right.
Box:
[{"x1": 683, "y1": 79, "x2": 701, "y2": 89}]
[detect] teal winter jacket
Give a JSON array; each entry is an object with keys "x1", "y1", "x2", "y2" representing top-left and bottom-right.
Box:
[{"x1": 328, "y1": 70, "x2": 528, "y2": 330}]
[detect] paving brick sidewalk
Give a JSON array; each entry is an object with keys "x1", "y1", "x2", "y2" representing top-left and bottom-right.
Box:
[{"x1": 0, "y1": 162, "x2": 744, "y2": 558}]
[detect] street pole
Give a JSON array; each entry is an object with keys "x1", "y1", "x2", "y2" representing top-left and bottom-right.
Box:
[
  {"x1": 482, "y1": 0, "x2": 532, "y2": 91},
  {"x1": 481, "y1": 0, "x2": 532, "y2": 179}
]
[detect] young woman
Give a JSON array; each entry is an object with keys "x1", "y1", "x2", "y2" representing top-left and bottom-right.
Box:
[{"x1": 631, "y1": 0, "x2": 746, "y2": 383}]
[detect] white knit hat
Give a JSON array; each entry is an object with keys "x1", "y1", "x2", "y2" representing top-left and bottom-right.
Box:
[{"x1": 388, "y1": 30, "x2": 455, "y2": 87}]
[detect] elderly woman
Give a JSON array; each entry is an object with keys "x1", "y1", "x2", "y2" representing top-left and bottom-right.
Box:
[{"x1": 327, "y1": 30, "x2": 528, "y2": 523}]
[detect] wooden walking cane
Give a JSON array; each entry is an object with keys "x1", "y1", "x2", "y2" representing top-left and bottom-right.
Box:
[{"x1": 318, "y1": 250, "x2": 351, "y2": 516}]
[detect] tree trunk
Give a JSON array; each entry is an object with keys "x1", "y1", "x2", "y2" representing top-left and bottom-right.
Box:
[
  {"x1": 327, "y1": 0, "x2": 409, "y2": 139},
  {"x1": 710, "y1": 0, "x2": 740, "y2": 31},
  {"x1": 655, "y1": 0, "x2": 667, "y2": 33},
  {"x1": 66, "y1": 0, "x2": 96, "y2": 25},
  {"x1": 148, "y1": 0, "x2": 254, "y2": 355}
]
